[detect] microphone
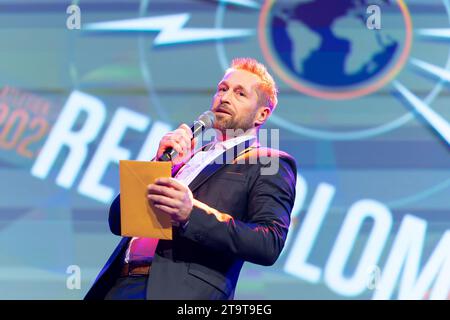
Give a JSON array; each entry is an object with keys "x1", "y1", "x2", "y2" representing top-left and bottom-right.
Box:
[{"x1": 158, "y1": 110, "x2": 216, "y2": 162}]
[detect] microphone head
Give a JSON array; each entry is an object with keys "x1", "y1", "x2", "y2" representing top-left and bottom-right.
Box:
[{"x1": 197, "y1": 110, "x2": 215, "y2": 129}]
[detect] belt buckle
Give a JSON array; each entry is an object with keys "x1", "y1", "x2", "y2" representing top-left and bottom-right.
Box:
[{"x1": 127, "y1": 263, "x2": 150, "y2": 277}]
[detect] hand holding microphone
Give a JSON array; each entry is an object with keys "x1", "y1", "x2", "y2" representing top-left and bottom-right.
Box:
[
  {"x1": 149, "y1": 111, "x2": 215, "y2": 225},
  {"x1": 155, "y1": 111, "x2": 215, "y2": 165}
]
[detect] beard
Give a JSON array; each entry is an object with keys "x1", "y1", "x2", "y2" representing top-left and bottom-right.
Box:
[{"x1": 214, "y1": 109, "x2": 257, "y2": 137}]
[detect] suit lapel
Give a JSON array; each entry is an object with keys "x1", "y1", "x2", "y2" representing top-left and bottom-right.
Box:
[{"x1": 188, "y1": 139, "x2": 258, "y2": 193}]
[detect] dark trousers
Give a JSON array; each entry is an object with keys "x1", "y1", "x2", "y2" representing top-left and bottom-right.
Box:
[{"x1": 104, "y1": 275, "x2": 148, "y2": 300}]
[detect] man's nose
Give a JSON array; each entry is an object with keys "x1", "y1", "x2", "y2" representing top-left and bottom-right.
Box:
[{"x1": 220, "y1": 90, "x2": 232, "y2": 104}]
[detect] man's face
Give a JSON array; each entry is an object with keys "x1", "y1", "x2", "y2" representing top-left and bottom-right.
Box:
[{"x1": 210, "y1": 69, "x2": 261, "y2": 135}]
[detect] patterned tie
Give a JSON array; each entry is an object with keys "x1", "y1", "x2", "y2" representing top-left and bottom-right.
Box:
[{"x1": 126, "y1": 237, "x2": 158, "y2": 265}]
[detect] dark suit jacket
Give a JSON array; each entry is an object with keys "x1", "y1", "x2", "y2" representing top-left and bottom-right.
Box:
[{"x1": 85, "y1": 146, "x2": 297, "y2": 300}]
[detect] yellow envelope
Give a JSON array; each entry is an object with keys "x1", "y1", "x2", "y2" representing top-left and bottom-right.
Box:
[{"x1": 119, "y1": 160, "x2": 172, "y2": 239}]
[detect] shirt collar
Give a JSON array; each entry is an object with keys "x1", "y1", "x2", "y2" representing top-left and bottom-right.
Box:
[{"x1": 213, "y1": 133, "x2": 257, "y2": 151}]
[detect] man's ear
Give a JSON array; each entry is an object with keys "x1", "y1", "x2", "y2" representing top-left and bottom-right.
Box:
[{"x1": 254, "y1": 106, "x2": 271, "y2": 127}]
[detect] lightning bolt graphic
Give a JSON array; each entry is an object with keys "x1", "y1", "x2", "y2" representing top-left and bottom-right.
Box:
[{"x1": 84, "y1": 13, "x2": 254, "y2": 46}]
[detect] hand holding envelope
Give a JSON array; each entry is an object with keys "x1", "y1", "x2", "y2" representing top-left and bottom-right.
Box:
[
  {"x1": 119, "y1": 160, "x2": 173, "y2": 239},
  {"x1": 147, "y1": 177, "x2": 194, "y2": 226}
]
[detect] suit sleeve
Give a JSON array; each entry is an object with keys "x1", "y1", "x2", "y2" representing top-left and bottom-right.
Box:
[
  {"x1": 108, "y1": 194, "x2": 121, "y2": 236},
  {"x1": 179, "y1": 156, "x2": 297, "y2": 266}
]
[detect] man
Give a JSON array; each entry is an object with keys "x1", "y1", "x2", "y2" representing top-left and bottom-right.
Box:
[{"x1": 85, "y1": 57, "x2": 297, "y2": 300}]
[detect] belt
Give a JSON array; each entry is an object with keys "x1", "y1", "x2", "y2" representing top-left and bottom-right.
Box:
[{"x1": 120, "y1": 262, "x2": 151, "y2": 277}]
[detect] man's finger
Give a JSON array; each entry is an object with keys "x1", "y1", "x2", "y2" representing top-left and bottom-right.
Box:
[
  {"x1": 153, "y1": 203, "x2": 177, "y2": 216},
  {"x1": 147, "y1": 184, "x2": 182, "y2": 200},
  {"x1": 148, "y1": 194, "x2": 180, "y2": 208},
  {"x1": 177, "y1": 135, "x2": 190, "y2": 153},
  {"x1": 168, "y1": 141, "x2": 183, "y2": 155},
  {"x1": 179, "y1": 124, "x2": 193, "y2": 139},
  {"x1": 155, "y1": 177, "x2": 187, "y2": 191},
  {"x1": 171, "y1": 131, "x2": 190, "y2": 156},
  {"x1": 174, "y1": 127, "x2": 191, "y2": 144}
]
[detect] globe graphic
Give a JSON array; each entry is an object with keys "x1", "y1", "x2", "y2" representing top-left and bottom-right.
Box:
[{"x1": 270, "y1": 0, "x2": 399, "y2": 87}]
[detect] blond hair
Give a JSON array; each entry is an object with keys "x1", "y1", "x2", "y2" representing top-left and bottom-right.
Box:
[{"x1": 228, "y1": 57, "x2": 278, "y2": 111}]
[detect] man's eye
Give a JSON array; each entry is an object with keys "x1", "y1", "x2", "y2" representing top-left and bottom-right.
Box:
[{"x1": 239, "y1": 92, "x2": 245, "y2": 97}]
